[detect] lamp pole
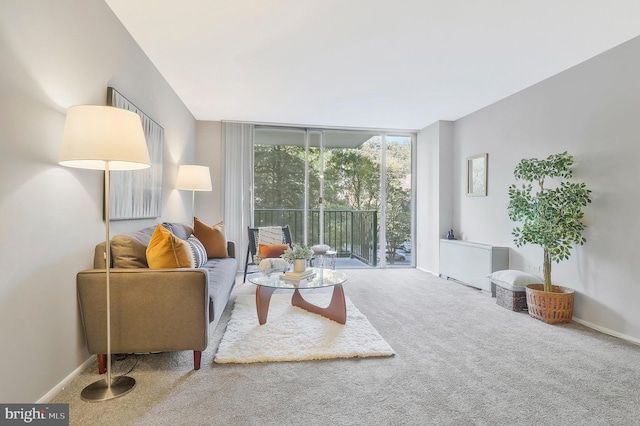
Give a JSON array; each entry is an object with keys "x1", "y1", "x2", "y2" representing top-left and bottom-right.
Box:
[{"x1": 80, "y1": 162, "x2": 137, "y2": 401}]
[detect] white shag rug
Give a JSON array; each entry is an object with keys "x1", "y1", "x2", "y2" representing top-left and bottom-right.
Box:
[{"x1": 214, "y1": 293, "x2": 395, "y2": 364}]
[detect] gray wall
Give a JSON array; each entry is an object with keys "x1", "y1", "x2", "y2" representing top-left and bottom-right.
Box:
[
  {"x1": 416, "y1": 121, "x2": 453, "y2": 273},
  {"x1": 428, "y1": 36, "x2": 640, "y2": 341},
  {"x1": 0, "y1": 0, "x2": 196, "y2": 402},
  {"x1": 195, "y1": 121, "x2": 224, "y2": 225}
]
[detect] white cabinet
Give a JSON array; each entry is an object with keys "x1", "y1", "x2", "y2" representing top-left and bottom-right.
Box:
[{"x1": 439, "y1": 239, "x2": 509, "y2": 293}]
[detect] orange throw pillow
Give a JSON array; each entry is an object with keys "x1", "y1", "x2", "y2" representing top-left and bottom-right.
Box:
[
  {"x1": 146, "y1": 224, "x2": 194, "y2": 269},
  {"x1": 258, "y1": 243, "x2": 289, "y2": 259},
  {"x1": 193, "y1": 217, "x2": 229, "y2": 258}
]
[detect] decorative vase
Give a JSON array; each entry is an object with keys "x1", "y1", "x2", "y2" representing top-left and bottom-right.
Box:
[
  {"x1": 293, "y1": 259, "x2": 306, "y2": 273},
  {"x1": 525, "y1": 284, "x2": 575, "y2": 324}
]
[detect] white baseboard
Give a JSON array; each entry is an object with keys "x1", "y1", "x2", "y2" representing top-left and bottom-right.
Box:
[
  {"x1": 416, "y1": 266, "x2": 437, "y2": 276},
  {"x1": 572, "y1": 317, "x2": 640, "y2": 346},
  {"x1": 37, "y1": 355, "x2": 96, "y2": 403}
]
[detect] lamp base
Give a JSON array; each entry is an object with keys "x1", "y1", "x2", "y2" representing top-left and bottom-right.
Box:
[{"x1": 80, "y1": 376, "x2": 136, "y2": 402}]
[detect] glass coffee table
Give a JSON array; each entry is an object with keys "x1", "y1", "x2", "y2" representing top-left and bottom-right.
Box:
[{"x1": 247, "y1": 267, "x2": 348, "y2": 325}]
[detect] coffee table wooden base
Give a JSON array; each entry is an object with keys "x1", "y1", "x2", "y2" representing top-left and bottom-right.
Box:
[
  {"x1": 292, "y1": 284, "x2": 347, "y2": 324},
  {"x1": 255, "y1": 286, "x2": 277, "y2": 325},
  {"x1": 255, "y1": 284, "x2": 346, "y2": 325}
]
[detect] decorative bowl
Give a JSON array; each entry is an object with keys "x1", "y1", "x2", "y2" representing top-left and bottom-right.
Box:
[{"x1": 311, "y1": 244, "x2": 330, "y2": 255}]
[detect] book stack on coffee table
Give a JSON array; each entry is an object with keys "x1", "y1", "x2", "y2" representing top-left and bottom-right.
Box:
[{"x1": 282, "y1": 269, "x2": 315, "y2": 282}]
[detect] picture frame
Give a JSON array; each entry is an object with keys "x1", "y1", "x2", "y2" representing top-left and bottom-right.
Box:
[
  {"x1": 467, "y1": 153, "x2": 488, "y2": 197},
  {"x1": 106, "y1": 87, "x2": 164, "y2": 219}
]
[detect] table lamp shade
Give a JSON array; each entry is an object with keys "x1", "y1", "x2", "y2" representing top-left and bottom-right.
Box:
[
  {"x1": 176, "y1": 165, "x2": 212, "y2": 191},
  {"x1": 59, "y1": 105, "x2": 150, "y2": 170}
]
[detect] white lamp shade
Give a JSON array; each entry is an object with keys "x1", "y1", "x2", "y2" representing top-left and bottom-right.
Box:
[
  {"x1": 176, "y1": 165, "x2": 212, "y2": 191},
  {"x1": 59, "y1": 105, "x2": 151, "y2": 170}
]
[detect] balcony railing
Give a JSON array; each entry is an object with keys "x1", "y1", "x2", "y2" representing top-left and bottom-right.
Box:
[{"x1": 254, "y1": 208, "x2": 378, "y2": 266}]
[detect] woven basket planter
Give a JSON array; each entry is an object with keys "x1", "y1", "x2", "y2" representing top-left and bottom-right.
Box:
[{"x1": 525, "y1": 284, "x2": 574, "y2": 324}]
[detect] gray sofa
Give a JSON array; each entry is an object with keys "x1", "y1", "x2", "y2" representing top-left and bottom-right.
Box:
[{"x1": 77, "y1": 222, "x2": 237, "y2": 373}]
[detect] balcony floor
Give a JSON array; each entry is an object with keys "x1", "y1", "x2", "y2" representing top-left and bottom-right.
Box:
[{"x1": 334, "y1": 256, "x2": 411, "y2": 269}]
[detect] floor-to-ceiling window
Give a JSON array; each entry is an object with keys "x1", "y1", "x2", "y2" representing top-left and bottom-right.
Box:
[
  {"x1": 252, "y1": 128, "x2": 307, "y2": 242},
  {"x1": 383, "y1": 135, "x2": 413, "y2": 266},
  {"x1": 253, "y1": 126, "x2": 414, "y2": 268}
]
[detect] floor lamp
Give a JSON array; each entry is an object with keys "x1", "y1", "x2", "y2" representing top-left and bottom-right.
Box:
[
  {"x1": 59, "y1": 105, "x2": 150, "y2": 401},
  {"x1": 176, "y1": 165, "x2": 212, "y2": 220}
]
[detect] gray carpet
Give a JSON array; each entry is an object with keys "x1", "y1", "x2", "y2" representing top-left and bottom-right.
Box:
[{"x1": 52, "y1": 269, "x2": 640, "y2": 425}]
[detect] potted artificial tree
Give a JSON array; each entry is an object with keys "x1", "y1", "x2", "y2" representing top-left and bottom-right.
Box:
[{"x1": 507, "y1": 151, "x2": 591, "y2": 324}]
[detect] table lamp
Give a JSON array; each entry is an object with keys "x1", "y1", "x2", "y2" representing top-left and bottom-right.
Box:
[{"x1": 176, "y1": 165, "x2": 212, "y2": 218}]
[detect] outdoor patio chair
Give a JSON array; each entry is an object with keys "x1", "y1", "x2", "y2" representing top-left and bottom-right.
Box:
[{"x1": 243, "y1": 225, "x2": 293, "y2": 283}]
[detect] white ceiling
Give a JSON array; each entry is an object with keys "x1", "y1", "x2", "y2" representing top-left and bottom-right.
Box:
[{"x1": 105, "y1": 0, "x2": 640, "y2": 131}]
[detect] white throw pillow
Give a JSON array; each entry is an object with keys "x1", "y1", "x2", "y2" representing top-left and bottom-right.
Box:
[
  {"x1": 258, "y1": 258, "x2": 289, "y2": 273},
  {"x1": 487, "y1": 270, "x2": 541, "y2": 289}
]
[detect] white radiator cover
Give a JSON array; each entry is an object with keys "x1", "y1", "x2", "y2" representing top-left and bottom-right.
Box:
[{"x1": 439, "y1": 239, "x2": 509, "y2": 292}]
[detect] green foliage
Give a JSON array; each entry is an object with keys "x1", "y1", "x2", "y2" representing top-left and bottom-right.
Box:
[
  {"x1": 507, "y1": 151, "x2": 591, "y2": 291},
  {"x1": 382, "y1": 138, "x2": 412, "y2": 258},
  {"x1": 324, "y1": 148, "x2": 380, "y2": 211},
  {"x1": 281, "y1": 244, "x2": 314, "y2": 261},
  {"x1": 254, "y1": 145, "x2": 319, "y2": 209},
  {"x1": 385, "y1": 183, "x2": 411, "y2": 263}
]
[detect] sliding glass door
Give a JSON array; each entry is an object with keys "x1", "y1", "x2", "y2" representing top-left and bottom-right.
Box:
[
  {"x1": 383, "y1": 135, "x2": 413, "y2": 266},
  {"x1": 253, "y1": 126, "x2": 414, "y2": 269},
  {"x1": 322, "y1": 131, "x2": 381, "y2": 266}
]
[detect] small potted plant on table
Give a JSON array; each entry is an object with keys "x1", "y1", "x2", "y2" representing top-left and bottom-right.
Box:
[
  {"x1": 507, "y1": 151, "x2": 591, "y2": 324},
  {"x1": 281, "y1": 244, "x2": 314, "y2": 273}
]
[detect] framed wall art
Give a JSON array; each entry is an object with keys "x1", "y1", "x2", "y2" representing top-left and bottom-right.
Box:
[
  {"x1": 107, "y1": 87, "x2": 164, "y2": 219},
  {"x1": 467, "y1": 153, "x2": 488, "y2": 197}
]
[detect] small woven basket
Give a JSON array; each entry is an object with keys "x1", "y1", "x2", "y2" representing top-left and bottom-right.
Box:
[
  {"x1": 496, "y1": 285, "x2": 528, "y2": 311},
  {"x1": 525, "y1": 284, "x2": 575, "y2": 324}
]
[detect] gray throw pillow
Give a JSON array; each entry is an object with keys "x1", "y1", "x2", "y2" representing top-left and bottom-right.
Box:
[{"x1": 186, "y1": 234, "x2": 207, "y2": 268}]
